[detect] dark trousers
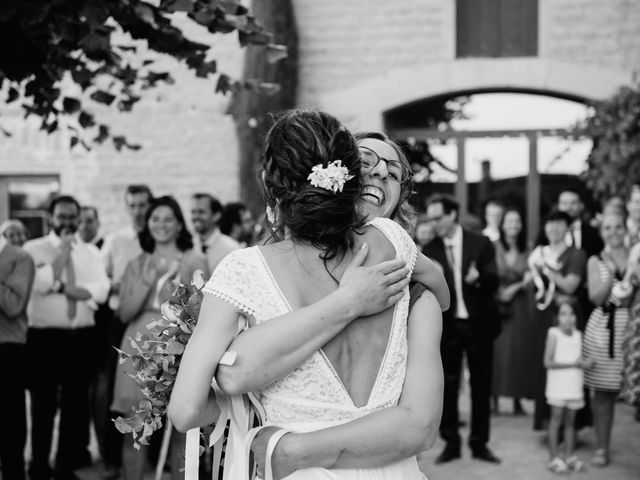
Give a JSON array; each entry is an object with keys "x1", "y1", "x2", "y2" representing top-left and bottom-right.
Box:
[
  {"x1": 27, "y1": 327, "x2": 95, "y2": 479},
  {"x1": 90, "y1": 307, "x2": 125, "y2": 469},
  {"x1": 0, "y1": 343, "x2": 27, "y2": 480},
  {"x1": 440, "y1": 318, "x2": 493, "y2": 451}
]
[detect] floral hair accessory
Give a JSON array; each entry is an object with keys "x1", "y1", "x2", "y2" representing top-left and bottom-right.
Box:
[{"x1": 307, "y1": 160, "x2": 355, "y2": 193}]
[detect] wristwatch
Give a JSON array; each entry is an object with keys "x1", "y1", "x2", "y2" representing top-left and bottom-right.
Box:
[{"x1": 52, "y1": 279, "x2": 65, "y2": 293}]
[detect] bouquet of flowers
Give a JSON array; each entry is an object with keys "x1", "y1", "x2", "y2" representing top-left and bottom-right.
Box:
[{"x1": 113, "y1": 271, "x2": 207, "y2": 449}]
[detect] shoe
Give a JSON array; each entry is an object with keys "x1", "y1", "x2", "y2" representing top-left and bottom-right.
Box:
[
  {"x1": 565, "y1": 455, "x2": 586, "y2": 472},
  {"x1": 547, "y1": 457, "x2": 570, "y2": 474},
  {"x1": 435, "y1": 446, "x2": 461, "y2": 464},
  {"x1": 29, "y1": 463, "x2": 53, "y2": 480},
  {"x1": 100, "y1": 466, "x2": 120, "y2": 479},
  {"x1": 71, "y1": 450, "x2": 93, "y2": 469},
  {"x1": 471, "y1": 447, "x2": 501, "y2": 464},
  {"x1": 53, "y1": 469, "x2": 81, "y2": 480},
  {"x1": 590, "y1": 449, "x2": 609, "y2": 468}
]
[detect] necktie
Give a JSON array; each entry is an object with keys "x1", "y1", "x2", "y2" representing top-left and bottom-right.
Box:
[
  {"x1": 445, "y1": 244, "x2": 456, "y2": 272},
  {"x1": 66, "y1": 255, "x2": 77, "y2": 320},
  {"x1": 572, "y1": 226, "x2": 580, "y2": 249}
]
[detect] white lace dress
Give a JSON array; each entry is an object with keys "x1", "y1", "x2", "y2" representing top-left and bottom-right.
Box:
[{"x1": 202, "y1": 217, "x2": 425, "y2": 480}]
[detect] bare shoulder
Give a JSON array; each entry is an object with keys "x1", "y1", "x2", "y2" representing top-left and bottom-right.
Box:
[{"x1": 359, "y1": 224, "x2": 395, "y2": 265}]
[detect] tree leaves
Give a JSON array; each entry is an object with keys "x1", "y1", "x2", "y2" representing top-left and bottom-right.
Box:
[
  {"x1": 89, "y1": 90, "x2": 116, "y2": 105},
  {"x1": 582, "y1": 79, "x2": 640, "y2": 202},
  {"x1": 0, "y1": 0, "x2": 287, "y2": 150}
]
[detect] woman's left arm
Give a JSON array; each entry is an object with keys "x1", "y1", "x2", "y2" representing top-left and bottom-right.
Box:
[
  {"x1": 257, "y1": 291, "x2": 443, "y2": 478},
  {"x1": 552, "y1": 249, "x2": 586, "y2": 295}
]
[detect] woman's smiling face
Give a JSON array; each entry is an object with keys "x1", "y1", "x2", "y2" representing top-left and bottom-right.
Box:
[{"x1": 357, "y1": 138, "x2": 402, "y2": 221}]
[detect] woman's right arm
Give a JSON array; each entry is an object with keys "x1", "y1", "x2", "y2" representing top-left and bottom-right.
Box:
[
  {"x1": 217, "y1": 244, "x2": 409, "y2": 395},
  {"x1": 411, "y1": 252, "x2": 450, "y2": 311},
  {"x1": 168, "y1": 294, "x2": 242, "y2": 432},
  {"x1": 587, "y1": 255, "x2": 611, "y2": 306},
  {"x1": 117, "y1": 259, "x2": 154, "y2": 323}
]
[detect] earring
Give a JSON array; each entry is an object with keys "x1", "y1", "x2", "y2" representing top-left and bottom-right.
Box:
[{"x1": 266, "y1": 205, "x2": 279, "y2": 225}]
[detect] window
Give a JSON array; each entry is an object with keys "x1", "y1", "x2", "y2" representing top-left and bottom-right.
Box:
[
  {"x1": 456, "y1": 0, "x2": 538, "y2": 58},
  {"x1": 0, "y1": 176, "x2": 60, "y2": 240}
]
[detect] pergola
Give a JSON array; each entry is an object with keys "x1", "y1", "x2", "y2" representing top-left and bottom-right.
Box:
[{"x1": 391, "y1": 127, "x2": 581, "y2": 245}]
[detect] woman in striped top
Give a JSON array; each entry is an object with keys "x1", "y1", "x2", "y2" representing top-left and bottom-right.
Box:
[{"x1": 583, "y1": 208, "x2": 632, "y2": 467}]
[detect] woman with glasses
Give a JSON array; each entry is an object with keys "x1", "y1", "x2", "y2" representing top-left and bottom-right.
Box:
[{"x1": 169, "y1": 112, "x2": 448, "y2": 480}]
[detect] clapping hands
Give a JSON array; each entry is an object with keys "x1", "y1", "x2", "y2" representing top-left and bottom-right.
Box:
[{"x1": 464, "y1": 261, "x2": 479, "y2": 284}]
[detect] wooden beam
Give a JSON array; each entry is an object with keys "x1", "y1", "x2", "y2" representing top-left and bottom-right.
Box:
[
  {"x1": 526, "y1": 133, "x2": 540, "y2": 248},
  {"x1": 391, "y1": 127, "x2": 582, "y2": 141},
  {"x1": 455, "y1": 137, "x2": 468, "y2": 220}
]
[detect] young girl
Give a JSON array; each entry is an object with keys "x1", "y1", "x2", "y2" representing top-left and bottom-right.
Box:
[{"x1": 544, "y1": 298, "x2": 590, "y2": 474}]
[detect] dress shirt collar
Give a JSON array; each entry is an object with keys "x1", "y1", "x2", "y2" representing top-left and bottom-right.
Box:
[
  {"x1": 48, "y1": 231, "x2": 62, "y2": 248},
  {"x1": 444, "y1": 224, "x2": 462, "y2": 247},
  {"x1": 202, "y1": 228, "x2": 221, "y2": 248},
  {"x1": 123, "y1": 225, "x2": 139, "y2": 239},
  {"x1": 76, "y1": 233, "x2": 103, "y2": 246},
  {"x1": 0, "y1": 235, "x2": 7, "y2": 254}
]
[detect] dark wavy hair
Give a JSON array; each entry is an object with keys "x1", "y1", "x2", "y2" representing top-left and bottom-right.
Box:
[
  {"x1": 138, "y1": 195, "x2": 193, "y2": 253},
  {"x1": 498, "y1": 207, "x2": 527, "y2": 253},
  {"x1": 354, "y1": 131, "x2": 416, "y2": 234},
  {"x1": 544, "y1": 209, "x2": 572, "y2": 226},
  {"x1": 262, "y1": 109, "x2": 364, "y2": 262},
  {"x1": 219, "y1": 202, "x2": 247, "y2": 236}
]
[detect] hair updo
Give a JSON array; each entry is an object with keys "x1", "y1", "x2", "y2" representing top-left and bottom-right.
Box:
[{"x1": 262, "y1": 109, "x2": 364, "y2": 261}]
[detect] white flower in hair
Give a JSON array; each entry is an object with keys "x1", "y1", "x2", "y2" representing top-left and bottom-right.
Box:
[{"x1": 307, "y1": 160, "x2": 355, "y2": 193}]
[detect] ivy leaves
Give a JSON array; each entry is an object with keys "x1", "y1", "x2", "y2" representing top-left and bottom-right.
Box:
[
  {"x1": 113, "y1": 272, "x2": 206, "y2": 449},
  {"x1": 582, "y1": 77, "x2": 640, "y2": 202},
  {"x1": 0, "y1": 0, "x2": 287, "y2": 150}
]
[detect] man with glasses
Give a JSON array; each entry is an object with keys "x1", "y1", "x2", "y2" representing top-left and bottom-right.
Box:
[{"x1": 423, "y1": 194, "x2": 501, "y2": 465}]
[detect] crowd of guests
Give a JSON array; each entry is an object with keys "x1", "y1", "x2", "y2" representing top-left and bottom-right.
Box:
[
  {"x1": 0, "y1": 185, "x2": 258, "y2": 480},
  {"x1": 414, "y1": 188, "x2": 640, "y2": 473},
  {"x1": 1, "y1": 181, "x2": 639, "y2": 479}
]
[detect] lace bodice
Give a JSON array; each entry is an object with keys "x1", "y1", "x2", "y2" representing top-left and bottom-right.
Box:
[{"x1": 203, "y1": 217, "x2": 417, "y2": 426}]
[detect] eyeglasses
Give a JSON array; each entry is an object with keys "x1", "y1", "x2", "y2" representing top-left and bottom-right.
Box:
[
  {"x1": 359, "y1": 146, "x2": 412, "y2": 184},
  {"x1": 426, "y1": 214, "x2": 445, "y2": 223}
]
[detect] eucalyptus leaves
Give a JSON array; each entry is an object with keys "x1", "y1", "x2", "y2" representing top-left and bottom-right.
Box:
[{"x1": 113, "y1": 271, "x2": 206, "y2": 449}]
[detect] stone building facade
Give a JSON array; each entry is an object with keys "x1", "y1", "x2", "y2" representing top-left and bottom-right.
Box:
[{"x1": 1, "y1": 0, "x2": 639, "y2": 236}]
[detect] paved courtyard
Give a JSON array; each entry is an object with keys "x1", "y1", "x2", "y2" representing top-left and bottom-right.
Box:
[
  {"x1": 417, "y1": 398, "x2": 640, "y2": 480},
  {"x1": 4, "y1": 397, "x2": 638, "y2": 480}
]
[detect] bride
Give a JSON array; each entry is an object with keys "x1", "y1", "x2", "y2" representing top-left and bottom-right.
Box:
[{"x1": 169, "y1": 110, "x2": 444, "y2": 479}]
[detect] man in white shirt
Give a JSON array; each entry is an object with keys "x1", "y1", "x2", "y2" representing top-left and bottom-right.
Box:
[
  {"x1": 102, "y1": 185, "x2": 153, "y2": 309},
  {"x1": 24, "y1": 195, "x2": 110, "y2": 480},
  {"x1": 77, "y1": 206, "x2": 104, "y2": 249},
  {"x1": 191, "y1": 193, "x2": 240, "y2": 272},
  {"x1": 96, "y1": 184, "x2": 152, "y2": 478},
  {"x1": 482, "y1": 199, "x2": 504, "y2": 243}
]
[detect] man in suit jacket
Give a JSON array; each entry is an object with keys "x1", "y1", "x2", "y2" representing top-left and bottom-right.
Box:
[
  {"x1": 536, "y1": 189, "x2": 603, "y2": 257},
  {"x1": 0, "y1": 231, "x2": 35, "y2": 480},
  {"x1": 423, "y1": 194, "x2": 501, "y2": 464}
]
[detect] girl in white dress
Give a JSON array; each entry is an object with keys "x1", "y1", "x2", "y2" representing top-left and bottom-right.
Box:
[
  {"x1": 169, "y1": 111, "x2": 445, "y2": 479},
  {"x1": 544, "y1": 298, "x2": 590, "y2": 474}
]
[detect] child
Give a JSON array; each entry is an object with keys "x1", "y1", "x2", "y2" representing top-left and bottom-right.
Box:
[{"x1": 544, "y1": 298, "x2": 592, "y2": 474}]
